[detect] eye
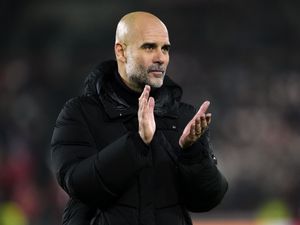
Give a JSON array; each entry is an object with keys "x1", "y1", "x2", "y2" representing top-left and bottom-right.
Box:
[
  {"x1": 162, "y1": 45, "x2": 170, "y2": 53},
  {"x1": 141, "y1": 43, "x2": 156, "y2": 51},
  {"x1": 146, "y1": 47, "x2": 154, "y2": 52}
]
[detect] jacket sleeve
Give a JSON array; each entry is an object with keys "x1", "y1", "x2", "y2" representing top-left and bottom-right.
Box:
[
  {"x1": 51, "y1": 97, "x2": 150, "y2": 207},
  {"x1": 178, "y1": 130, "x2": 228, "y2": 212}
]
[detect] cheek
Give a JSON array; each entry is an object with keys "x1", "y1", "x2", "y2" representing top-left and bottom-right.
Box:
[
  {"x1": 129, "y1": 52, "x2": 142, "y2": 64},
  {"x1": 165, "y1": 54, "x2": 170, "y2": 64},
  {"x1": 136, "y1": 55, "x2": 150, "y2": 70},
  {"x1": 127, "y1": 50, "x2": 151, "y2": 71}
]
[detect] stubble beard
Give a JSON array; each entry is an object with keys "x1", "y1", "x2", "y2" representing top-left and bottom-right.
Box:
[{"x1": 126, "y1": 60, "x2": 165, "y2": 91}]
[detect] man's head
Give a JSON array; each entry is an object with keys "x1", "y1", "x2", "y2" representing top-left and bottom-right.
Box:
[{"x1": 114, "y1": 11, "x2": 170, "y2": 92}]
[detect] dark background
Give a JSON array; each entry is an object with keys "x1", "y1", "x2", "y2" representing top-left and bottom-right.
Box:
[{"x1": 1, "y1": 0, "x2": 300, "y2": 224}]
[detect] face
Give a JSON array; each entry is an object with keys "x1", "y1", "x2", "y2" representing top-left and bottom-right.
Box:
[{"x1": 124, "y1": 21, "x2": 170, "y2": 91}]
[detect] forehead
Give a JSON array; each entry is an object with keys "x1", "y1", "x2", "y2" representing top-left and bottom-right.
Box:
[{"x1": 132, "y1": 20, "x2": 170, "y2": 45}]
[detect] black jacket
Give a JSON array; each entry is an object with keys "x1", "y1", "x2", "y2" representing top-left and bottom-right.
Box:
[{"x1": 51, "y1": 60, "x2": 228, "y2": 225}]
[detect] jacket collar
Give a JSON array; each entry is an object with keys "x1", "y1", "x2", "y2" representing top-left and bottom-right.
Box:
[{"x1": 83, "y1": 60, "x2": 182, "y2": 120}]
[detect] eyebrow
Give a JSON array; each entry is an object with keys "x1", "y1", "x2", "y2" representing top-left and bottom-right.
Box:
[{"x1": 140, "y1": 42, "x2": 171, "y2": 49}]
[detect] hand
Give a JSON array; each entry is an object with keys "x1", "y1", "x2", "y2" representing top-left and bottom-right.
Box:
[
  {"x1": 179, "y1": 101, "x2": 212, "y2": 149},
  {"x1": 138, "y1": 85, "x2": 156, "y2": 144}
]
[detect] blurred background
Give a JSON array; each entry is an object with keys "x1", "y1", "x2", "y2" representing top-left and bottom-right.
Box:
[{"x1": 1, "y1": 0, "x2": 300, "y2": 224}]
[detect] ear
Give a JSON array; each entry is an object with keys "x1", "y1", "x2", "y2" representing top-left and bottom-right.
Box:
[{"x1": 115, "y1": 43, "x2": 127, "y2": 63}]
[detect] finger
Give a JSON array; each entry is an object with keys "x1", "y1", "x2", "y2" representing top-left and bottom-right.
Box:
[
  {"x1": 190, "y1": 122, "x2": 196, "y2": 137},
  {"x1": 205, "y1": 113, "x2": 212, "y2": 124},
  {"x1": 139, "y1": 87, "x2": 145, "y2": 101},
  {"x1": 148, "y1": 97, "x2": 155, "y2": 111},
  {"x1": 141, "y1": 97, "x2": 147, "y2": 110},
  {"x1": 144, "y1": 85, "x2": 150, "y2": 100},
  {"x1": 139, "y1": 88, "x2": 146, "y2": 102},
  {"x1": 195, "y1": 117, "x2": 201, "y2": 135},
  {"x1": 143, "y1": 85, "x2": 150, "y2": 100},
  {"x1": 201, "y1": 115, "x2": 208, "y2": 131},
  {"x1": 138, "y1": 96, "x2": 147, "y2": 118},
  {"x1": 196, "y1": 101, "x2": 210, "y2": 117},
  {"x1": 139, "y1": 86, "x2": 151, "y2": 111},
  {"x1": 139, "y1": 85, "x2": 150, "y2": 101},
  {"x1": 148, "y1": 97, "x2": 155, "y2": 113},
  {"x1": 139, "y1": 90, "x2": 146, "y2": 106}
]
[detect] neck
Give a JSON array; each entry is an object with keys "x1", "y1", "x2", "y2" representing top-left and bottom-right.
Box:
[
  {"x1": 120, "y1": 74, "x2": 143, "y2": 93},
  {"x1": 112, "y1": 70, "x2": 141, "y2": 106},
  {"x1": 117, "y1": 65, "x2": 142, "y2": 93}
]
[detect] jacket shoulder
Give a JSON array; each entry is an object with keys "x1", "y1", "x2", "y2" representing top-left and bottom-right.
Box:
[
  {"x1": 54, "y1": 95, "x2": 101, "y2": 134},
  {"x1": 61, "y1": 95, "x2": 98, "y2": 114},
  {"x1": 64, "y1": 95, "x2": 98, "y2": 109}
]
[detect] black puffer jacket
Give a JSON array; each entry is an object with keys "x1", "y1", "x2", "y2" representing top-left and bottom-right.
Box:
[{"x1": 51, "y1": 60, "x2": 228, "y2": 225}]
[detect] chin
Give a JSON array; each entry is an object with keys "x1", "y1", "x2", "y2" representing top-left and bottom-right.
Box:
[
  {"x1": 148, "y1": 78, "x2": 164, "y2": 88},
  {"x1": 149, "y1": 82, "x2": 163, "y2": 89}
]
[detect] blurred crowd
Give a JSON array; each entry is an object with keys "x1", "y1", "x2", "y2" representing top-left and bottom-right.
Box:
[
  {"x1": 0, "y1": 58, "x2": 69, "y2": 225},
  {"x1": 1, "y1": 0, "x2": 300, "y2": 224}
]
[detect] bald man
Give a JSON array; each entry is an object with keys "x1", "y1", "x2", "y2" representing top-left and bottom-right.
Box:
[{"x1": 51, "y1": 12, "x2": 228, "y2": 225}]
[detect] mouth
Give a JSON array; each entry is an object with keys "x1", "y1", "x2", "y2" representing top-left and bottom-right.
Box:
[{"x1": 148, "y1": 70, "x2": 165, "y2": 78}]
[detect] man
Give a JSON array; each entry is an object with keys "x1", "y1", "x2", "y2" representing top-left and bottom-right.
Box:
[{"x1": 51, "y1": 11, "x2": 228, "y2": 225}]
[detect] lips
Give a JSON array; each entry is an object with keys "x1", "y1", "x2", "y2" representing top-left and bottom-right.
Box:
[
  {"x1": 149, "y1": 70, "x2": 164, "y2": 78},
  {"x1": 148, "y1": 66, "x2": 165, "y2": 75}
]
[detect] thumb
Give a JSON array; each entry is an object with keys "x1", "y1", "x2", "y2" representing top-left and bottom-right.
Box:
[{"x1": 196, "y1": 101, "x2": 210, "y2": 116}]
